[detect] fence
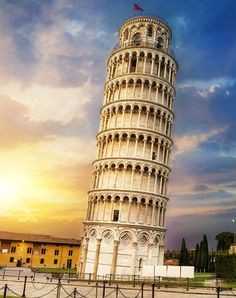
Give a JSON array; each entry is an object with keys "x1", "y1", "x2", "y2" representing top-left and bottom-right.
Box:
[{"x1": 0, "y1": 270, "x2": 236, "y2": 298}]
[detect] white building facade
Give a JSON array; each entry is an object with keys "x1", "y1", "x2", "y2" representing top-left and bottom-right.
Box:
[{"x1": 78, "y1": 15, "x2": 178, "y2": 277}]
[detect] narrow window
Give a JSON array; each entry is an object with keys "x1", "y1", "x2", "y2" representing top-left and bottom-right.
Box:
[
  {"x1": 9, "y1": 257, "x2": 14, "y2": 263},
  {"x1": 54, "y1": 249, "x2": 59, "y2": 256},
  {"x1": 11, "y1": 246, "x2": 16, "y2": 253},
  {"x1": 68, "y1": 250, "x2": 73, "y2": 256},
  {"x1": 130, "y1": 58, "x2": 137, "y2": 72},
  {"x1": 157, "y1": 37, "x2": 163, "y2": 48},
  {"x1": 152, "y1": 152, "x2": 156, "y2": 160},
  {"x1": 147, "y1": 25, "x2": 153, "y2": 37},
  {"x1": 26, "y1": 258, "x2": 30, "y2": 264},
  {"x1": 27, "y1": 247, "x2": 32, "y2": 254},
  {"x1": 124, "y1": 28, "x2": 129, "y2": 41},
  {"x1": 113, "y1": 210, "x2": 119, "y2": 221},
  {"x1": 41, "y1": 248, "x2": 46, "y2": 255},
  {"x1": 134, "y1": 34, "x2": 142, "y2": 46},
  {"x1": 40, "y1": 258, "x2": 44, "y2": 264},
  {"x1": 54, "y1": 259, "x2": 58, "y2": 264},
  {"x1": 138, "y1": 258, "x2": 143, "y2": 270}
]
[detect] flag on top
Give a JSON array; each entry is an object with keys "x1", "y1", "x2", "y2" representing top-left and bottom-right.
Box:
[{"x1": 133, "y1": 4, "x2": 144, "y2": 12}]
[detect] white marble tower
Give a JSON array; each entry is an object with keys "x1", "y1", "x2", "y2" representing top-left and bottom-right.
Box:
[{"x1": 78, "y1": 15, "x2": 177, "y2": 277}]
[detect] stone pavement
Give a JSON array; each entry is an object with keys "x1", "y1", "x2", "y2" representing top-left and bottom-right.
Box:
[{"x1": 0, "y1": 269, "x2": 235, "y2": 298}]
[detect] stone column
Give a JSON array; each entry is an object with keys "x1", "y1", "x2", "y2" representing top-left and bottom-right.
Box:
[
  {"x1": 164, "y1": 62, "x2": 167, "y2": 79},
  {"x1": 136, "y1": 202, "x2": 141, "y2": 223},
  {"x1": 140, "y1": 81, "x2": 144, "y2": 98},
  {"x1": 93, "y1": 239, "x2": 102, "y2": 277},
  {"x1": 155, "y1": 85, "x2": 159, "y2": 102},
  {"x1": 152, "y1": 113, "x2": 157, "y2": 130},
  {"x1": 148, "y1": 243, "x2": 154, "y2": 265},
  {"x1": 151, "y1": 203, "x2": 155, "y2": 225},
  {"x1": 130, "y1": 242, "x2": 138, "y2": 275},
  {"x1": 157, "y1": 59, "x2": 162, "y2": 77},
  {"x1": 126, "y1": 137, "x2": 130, "y2": 155},
  {"x1": 110, "y1": 198, "x2": 115, "y2": 221},
  {"x1": 151, "y1": 58, "x2": 155, "y2": 75},
  {"x1": 129, "y1": 108, "x2": 133, "y2": 126},
  {"x1": 161, "y1": 88, "x2": 165, "y2": 105},
  {"x1": 137, "y1": 108, "x2": 142, "y2": 127},
  {"x1": 143, "y1": 55, "x2": 147, "y2": 73},
  {"x1": 81, "y1": 237, "x2": 89, "y2": 274},
  {"x1": 111, "y1": 240, "x2": 120, "y2": 277},
  {"x1": 127, "y1": 200, "x2": 132, "y2": 222}
]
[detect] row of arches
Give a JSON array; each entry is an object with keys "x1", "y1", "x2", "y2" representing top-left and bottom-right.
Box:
[
  {"x1": 96, "y1": 133, "x2": 172, "y2": 164},
  {"x1": 99, "y1": 104, "x2": 173, "y2": 137},
  {"x1": 79, "y1": 223, "x2": 163, "y2": 275},
  {"x1": 88, "y1": 227, "x2": 161, "y2": 248},
  {"x1": 107, "y1": 50, "x2": 176, "y2": 85},
  {"x1": 86, "y1": 194, "x2": 167, "y2": 228},
  {"x1": 104, "y1": 78, "x2": 175, "y2": 108},
  {"x1": 92, "y1": 162, "x2": 169, "y2": 196}
]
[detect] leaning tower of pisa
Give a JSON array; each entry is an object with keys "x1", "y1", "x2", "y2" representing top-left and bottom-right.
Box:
[{"x1": 78, "y1": 15, "x2": 177, "y2": 277}]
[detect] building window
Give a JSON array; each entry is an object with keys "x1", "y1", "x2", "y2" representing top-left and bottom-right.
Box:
[
  {"x1": 26, "y1": 258, "x2": 30, "y2": 264},
  {"x1": 68, "y1": 250, "x2": 73, "y2": 256},
  {"x1": 138, "y1": 258, "x2": 143, "y2": 270},
  {"x1": 40, "y1": 258, "x2": 44, "y2": 264},
  {"x1": 130, "y1": 58, "x2": 137, "y2": 72},
  {"x1": 113, "y1": 210, "x2": 119, "y2": 221},
  {"x1": 157, "y1": 37, "x2": 163, "y2": 48},
  {"x1": 54, "y1": 259, "x2": 58, "y2": 265},
  {"x1": 41, "y1": 248, "x2": 46, "y2": 255},
  {"x1": 124, "y1": 28, "x2": 129, "y2": 41},
  {"x1": 133, "y1": 34, "x2": 142, "y2": 45},
  {"x1": 9, "y1": 257, "x2": 14, "y2": 263},
  {"x1": 11, "y1": 246, "x2": 16, "y2": 253},
  {"x1": 54, "y1": 249, "x2": 59, "y2": 256},
  {"x1": 152, "y1": 152, "x2": 156, "y2": 160},
  {"x1": 67, "y1": 259, "x2": 72, "y2": 269},
  {"x1": 147, "y1": 25, "x2": 153, "y2": 37},
  {"x1": 27, "y1": 247, "x2": 32, "y2": 254}
]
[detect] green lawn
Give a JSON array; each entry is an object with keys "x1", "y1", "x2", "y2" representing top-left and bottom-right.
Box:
[{"x1": 32, "y1": 267, "x2": 77, "y2": 274}]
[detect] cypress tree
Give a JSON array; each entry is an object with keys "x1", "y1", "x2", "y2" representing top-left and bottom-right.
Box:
[
  {"x1": 197, "y1": 240, "x2": 203, "y2": 272},
  {"x1": 203, "y1": 235, "x2": 209, "y2": 272},
  {"x1": 194, "y1": 243, "x2": 199, "y2": 272},
  {"x1": 180, "y1": 238, "x2": 189, "y2": 266}
]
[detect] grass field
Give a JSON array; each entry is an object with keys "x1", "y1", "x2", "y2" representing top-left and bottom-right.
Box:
[{"x1": 32, "y1": 267, "x2": 77, "y2": 274}]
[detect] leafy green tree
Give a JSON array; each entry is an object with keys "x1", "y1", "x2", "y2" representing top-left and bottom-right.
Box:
[{"x1": 216, "y1": 232, "x2": 234, "y2": 252}]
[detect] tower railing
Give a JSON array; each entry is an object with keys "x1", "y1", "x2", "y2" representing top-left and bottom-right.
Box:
[{"x1": 110, "y1": 41, "x2": 176, "y2": 60}]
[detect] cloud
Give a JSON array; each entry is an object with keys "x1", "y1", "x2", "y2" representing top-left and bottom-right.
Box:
[
  {"x1": 192, "y1": 184, "x2": 210, "y2": 192},
  {"x1": 0, "y1": 94, "x2": 98, "y2": 150},
  {"x1": 173, "y1": 128, "x2": 226, "y2": 156}
]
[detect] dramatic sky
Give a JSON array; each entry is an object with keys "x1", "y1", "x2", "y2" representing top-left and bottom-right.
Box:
[{"x1": 0, "y1": 0, "x2": 235, "y2": 249}]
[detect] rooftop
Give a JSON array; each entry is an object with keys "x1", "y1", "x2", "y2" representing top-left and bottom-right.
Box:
[{"x1": 0, "y1": 231, "x2": 81, "y2": 246}]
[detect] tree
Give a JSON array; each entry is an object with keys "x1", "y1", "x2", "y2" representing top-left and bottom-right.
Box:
[
  {"x1": 194, "y1": 243, "x2": 199, "y2": 272},
  {"x1": 196, "y1": 240, "x2": 203, "y2": 272},
  {"x1": 179, "y1": 238, "x2": 189, "y2": 266},
  {"x1": 202, "y1": 234, "x2": 209, "y2": 272},
  {"x1": 216, "y1": 232, "x2": 234, "y2": 252},
  {"x1": 209, "y1": 248, "x2": 215, "y2": 273}
]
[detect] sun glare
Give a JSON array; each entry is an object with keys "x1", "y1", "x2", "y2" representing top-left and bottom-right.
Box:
[{"x1": 0, "y1": 176, "x2": 24, "y2": 204}]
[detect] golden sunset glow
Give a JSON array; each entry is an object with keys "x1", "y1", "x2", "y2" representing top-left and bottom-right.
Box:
[{"x1": 0, "y1": 0, "x2": 235, "y2": 249}]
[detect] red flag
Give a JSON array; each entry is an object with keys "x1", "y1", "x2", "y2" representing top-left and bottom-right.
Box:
[{"x1": 133, "y1": 4, "x2": 144, "y2": 12}]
